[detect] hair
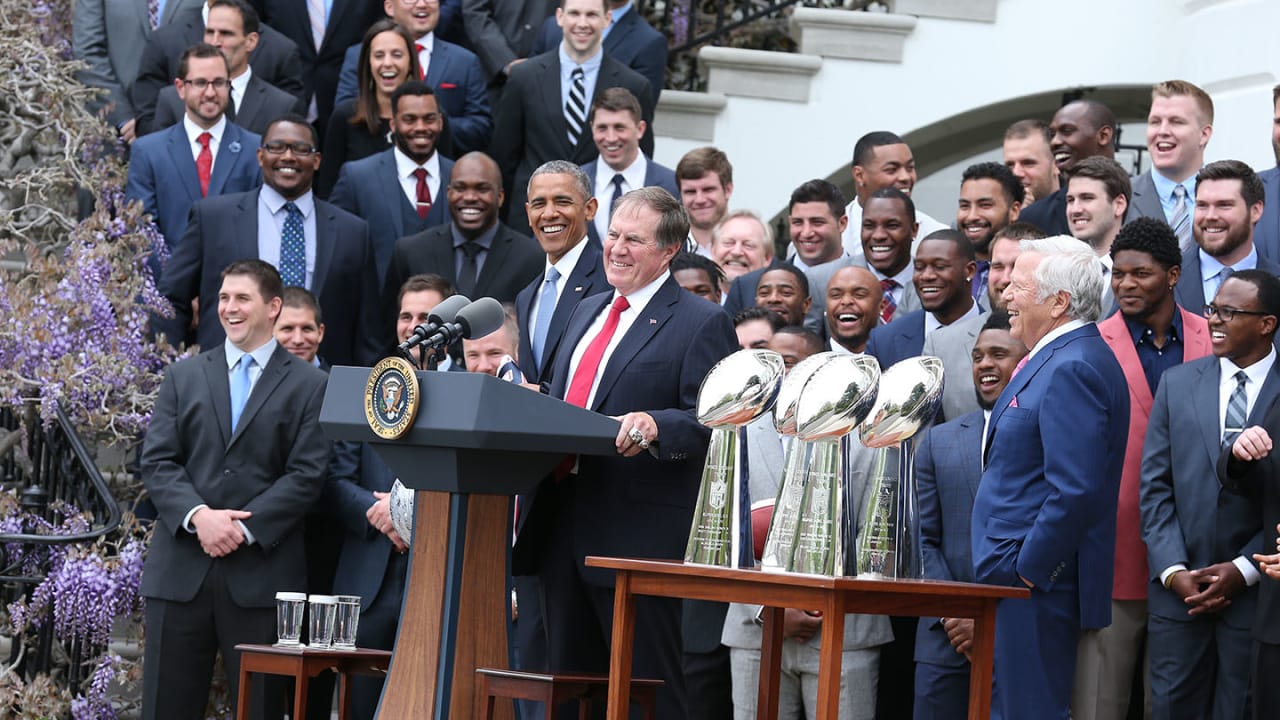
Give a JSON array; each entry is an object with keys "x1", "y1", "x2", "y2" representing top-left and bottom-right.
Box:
[
  {"x1": 980, "y1": 309, "x2": 1012, "y2": 333},
  {"x1": 675, "y1": 146, "x2": 733, "y2": 188},
  {"x1": 773, "y1": 325, "x2": 823, "y2": 355},
  {"x1": 1229, "y1": 269, "x2": 1280, "y2": 322},
  {"x1": 263, "y1": 112, "x2": 318, "y2": 147},
  {"x1": 1273, "y1": 83, "x2": 1280, "y2": 106},
  {"x1": 864, "y1": 186, "x2": 915, "y2": 223},
  {"x1": 561, "y1": 0, "x2": 610, "y2": 10},
  {"x1": 961, "y1": 161, "x2": 1025, "y2": 206},
  {"x1": 588, "y1": 86, "x2": 643, "y2": 125},
  {"x1": 993, "y1": 222, "x2": 1047, "y2": 244},
  {"x1": 391, "y1": 79, "x2": 436, "y2": 115},
  {"x1": 280, "y1": 286, "x2": 322, "y2": 325},
  {"x1": 527, "y1": 159, "x2": 593, "y2": 202},
  {"x1": 1110, "y1": 217, "x2": 1182, "y2": 270},
  {"x1": 178, "y1": 42, "x2": 228, "y2": 79},
  {"x1": 221, "y1": 259, "x2": 283, "y2": 301},
  {"x1": 498, "y1": 301, "x2": 520, "y2": 348},
  {"x1": 397, "y1": 273, "x2": 454, "y2": 308},
  {"x1": 1003, "y1": 119, "x2": 1052, "y2": 144},
  {"x1": 1152, "y1": 79, "x2": 1214, "y2": 124},
  {"x1": 920, "y1": 227, "x2": 976, "y2": 262},
  {"x1": 1020, "y1": 236, "x2": 1104, "y2": 322},
  {"x1": 759, "y1": 264, "x2": 810, "y2": 297},
  {"x1": 612, "y1": 187, "x2": 690, "y2": 250},
  {"x1": 733, "y1": 306, "x2": 785, "y2": 331},
  {"x1": 208, "y1": 0, "x2": 260, "y2": 35},
  {"x1": 851, "y1": 131, "x2": 906, "y2": 167},
  {"x1": 712, "y1": 209, "x2": 775, "y2": 258},
  {"x1": 1066, "y1": 156, "x2": 1132, "y2": 205},
  {"x1": 352, "y1": 20, "x2": 420, "y2": 133},
  {"x1": 670, "y1": 251, "x2": 725, "y2": 288},
  {"x1": 1196, "y1": 159, "x2": 1265, "y2": 208},
  {"x1": 789, "y1": 179, "x2": 846, "y2": 221}
]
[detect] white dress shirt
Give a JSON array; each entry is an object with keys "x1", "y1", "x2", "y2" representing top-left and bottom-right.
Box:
[
  {"x1": 229, "y1": 65, "x2": 252, "y2": 115},
  {"x1": 183, "y1": 114, "x2": 226, "y2": 168},
  {"x1": 592, "y1": 154, "x2": 648, "y2": 242},
  {"x1": 566, "y1": 270, "x2": 669, "y2": 409},
  {"x1": 257, "y1": 184, "x2": 318, "y2": 288},
  {"x1": 414, "y1": 32, "x2": 434, "y2": 77},
  {"x1": 394, "y1": 146, "x2": 442, "y2": 211}
]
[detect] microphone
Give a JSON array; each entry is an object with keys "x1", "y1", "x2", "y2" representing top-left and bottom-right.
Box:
[
  {"x1": 397, "y1": 294, "x2": 471, "y2": 351},
  {"x1": 419, "y1": 297, "x2": 506, "y2": 350}
]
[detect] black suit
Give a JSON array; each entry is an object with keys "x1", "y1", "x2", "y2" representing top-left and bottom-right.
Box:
[
  {"x1": 131, "y1": 5, "x2": 305, "y2": 135},
  {"x1": 514, "y1": 239, "x2": 608, "y2": 385},
  {"x1": 1017, "y1": 186, "x2": 1070, "y2": 237},
  {"x1": 152, "y1": 73, "x2": 306, "y2": 135},
  {"x1": 156, "y1": 189, "x2": 382, "y2": 366},
  {"x1": 528, "y1": 8, "x2": 669, "y2": 99},
  {"x1": 489, "y1": 50, "x2": 654, "y2": 234},
  {"x1": 139, "y1": 343, "x2": 329, "y2": 720}
]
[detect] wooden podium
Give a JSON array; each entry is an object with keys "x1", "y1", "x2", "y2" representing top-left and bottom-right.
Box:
[{"x1": 320, "y1": 369, "x2": 620, "y2": 720}]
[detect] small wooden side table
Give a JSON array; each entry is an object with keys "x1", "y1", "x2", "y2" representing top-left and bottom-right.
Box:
[
  {"x1": 475, "y1": 668, "x2": 661, "y2": 720},
  {"x1": 234, "y1": 643, "x2": 392, "y2": 720}
]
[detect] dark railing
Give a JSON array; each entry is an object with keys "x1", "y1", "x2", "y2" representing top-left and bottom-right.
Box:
[{"x1": 0, "y1": 402, "x2": 122, "y2": 688}]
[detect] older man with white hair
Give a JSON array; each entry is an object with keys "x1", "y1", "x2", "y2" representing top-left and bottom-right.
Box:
[{"x1": 971, "y1": 235, "x2": 1130, "y2": 719}]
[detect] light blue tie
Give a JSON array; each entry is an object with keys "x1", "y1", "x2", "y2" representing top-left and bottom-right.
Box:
[
  {"x1": 280, "y1": 202, "x2": 306, "y2": 287},
  {"x1": 530, "y1": 266, "x2": 561, "y2": 372},
  {"x1": 229, "y1": 355, "x2": 255, "y2": 433}
]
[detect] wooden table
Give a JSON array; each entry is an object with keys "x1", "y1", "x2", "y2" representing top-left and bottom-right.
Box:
[
  {"x1": 234, "y1": 643, "x2": 392, "y2": 720},
  {"x1": 585, "y1": 557, "x2": 1029, "y2": 720}
]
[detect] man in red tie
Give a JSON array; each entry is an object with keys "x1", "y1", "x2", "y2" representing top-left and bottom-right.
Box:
[{"x1": 514, "y1": 186, "x2": 736, "y2": 718}]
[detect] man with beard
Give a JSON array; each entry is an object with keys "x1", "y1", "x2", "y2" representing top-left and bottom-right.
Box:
[
  {"x1": 914, "y1": 311, "x2": 1027, "y2": 720},
  {"x1": 1020, "y1": 99, "x2": 1118, "y2": 237},
  {"x1": 839, "y1": 131, "x2": 949, "y2": 261},
  {"x1": 825, "y1": 265, "x2": 883, "y2": 355},
  {"x1": 710, "y1": 210, "x2": 775, "y2": 296},
  {"x1": 330, "y1": 81, "x2": 454, "y2": 282},
  {"x1": 859, "y1": 187, "x2": 923, "y2": 324},
  {"x1": 1003, "y1": 119, "x2": 1059, "y2": 207},
  {"x1": 1254, "y1": 84, "x2": 1280, "y2": 259},
  {"x1": 1174, "y1": 160, "x2": 1280, "y2": 316},
  {"x1": 1066, "y1": 157, "x2": 1131, "y2": 315},
  {"x1": 957, "y1": 162, "x2": 1024, "y2": 306}
]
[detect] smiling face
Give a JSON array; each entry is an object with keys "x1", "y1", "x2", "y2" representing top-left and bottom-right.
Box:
[
  {"x1": 1050, "y1": 102, "x2": 1111, "y2": 173},
  {"x1": 463, "y1": 326, "x2": 517, "y2": 375},
  {"x1": 1194, "y1": 178, "x2": 1263, "y2": 265},
  {"x1": 674, "y1": 267, "x2": 721, "y2": 304},
  {"x1": 526, "y1": 172, "x2": 595, "y2": 263},
  {"x1": 258, "y1": 121, "x2": 320, "y2": 199},
  {"x1": 860, "y1": 195, "x2": 915, "y2": 277},
  {"x1": 789, "y1": 201, "x2": 846, "y2": 266},
  {"x1": 386, "y1": 0, "x2": 439, "y2": 37},
  {"x1": 679, "y1": 171, "x2": 732, "y2": 232},
  {"x1": 177, "y1": 54, "x2": 230, "y2": 128},
  {"x1": 913, "y1": 237, "x2": 975, "y2": 324},
  {"x1": 604, "y1": 201, "x2": 679, "y2": 296},
  {"x1": 219, "y1": 273, "x2": 281, "y2": 352},
  {"x1": 446, "y1": 154, "x2": 503, "y2": 238},
  {"x1": 710, "y1": 215, "x2": 771, "y2": 283},
  {"x1": 986, "y1": 235, "x2": 1021, "y2": 312},
  {"x1": 1003, "y1": 251, "x2": 1064, "y2": 347},
  {"x1": 369, "y1": 31, "x2": 412, "y2": 100},
  {"x1": 825, "y1": 265, "x2": 881, "y2": 353},
  {"x1": 1066, "y1": 176, "x2": 1126, "y2": 251},
  {"x1": 274, "y1": 306, "x2": 325, "y2": 363},
  {"x1": 971, "y1": 327, "x2": 1027, "y2": 410},
  {"x1": 1147, "y1": 94, "x2": 1211, "y2": 182},
  {"x1": 1209, "y1": 276, "x2": 1277, "y2": 365},
  {"x1": 958, "y1": 178, "x2": 1020, "y2": 257},
  {"x1": 1003, "y1": 134, "x2": 1057, "y2": 204},
  {"x1": 591, "y1": 107, "x2": 645, "y2": 172},
  {"x1": 853, "y1": 143, "x2": 916, "y2": 202},
  {"x1": 391, "y1": 92, "x2": 443, "y2": 164},
  {"x1": 556, "y1": 0, "x2": 609, "y2": 63},
  {"x1": 736, "y1": 318, "x2": 774, "y2": 350},
  {"x1": 755, "y1": 269, "x2": 810, "y2": 326},
  {"x1": 397, "y1": 289, "x2": 444, "y2": 344},
  {"x1": 1111, "y1": 248, "x2": 1177, "y2": 324}
]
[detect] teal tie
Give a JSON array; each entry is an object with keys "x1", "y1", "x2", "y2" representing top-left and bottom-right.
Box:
[{"x1": 229, "y1": 355, "x2": 255, "y2": 433}]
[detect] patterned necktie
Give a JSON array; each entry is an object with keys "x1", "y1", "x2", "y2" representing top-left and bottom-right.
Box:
[
  {"x1": 307, "y1": 0, "x2": 325, "y2": 50},
  {"x1": 415, "y1": 43, "x2": 426, "y2": 80},
  {"x1": 565, "y1": 296, "x2": 630, "y2": 408},
  {"x1": 147, "y1": 0, "x2": 160, "y2": 29},
  {"x1": 1212, "y1": 265, "x2": 1234, "y2": 301},
  {"x1": 565, "y1": 67, "x2": 586, "y2": 147},
  {"x1": 280, "y1": 201, "x2": 306, "y2": 286},
  {"x1": 879, "y1": 278, "x2": 898, "y2": 324},
  {"x1": 530, "y1": 266, "x2": 561, "y2": 372},
  {"x1": 609, "y1": 174, "x2": 625, "y2": 220},
  {"x1": 229, "y1": 355, "x2": 255, "y2": 433},
  {"x1": 413, "y1": 168, "x2": 432, "y2": 219},
  {"x1": 1171, "y1": 184, "x2": 1192, "y2": 253},
  {"x1": 972, "y1": 259, "x2": 990, "y2": 298},
  {"x1": 457, "y1": 242, "x2": 481, "y2": 297},
  {"x1": 196, "y1": 132, "x2": 212, "y2": 197},
  {"x1": 1223, "y1": 370, "x2": 1249, "y2": 447}
]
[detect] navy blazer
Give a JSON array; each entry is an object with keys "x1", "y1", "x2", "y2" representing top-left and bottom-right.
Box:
[
  {"x1": 973, "y1": 323, "x2": 1129, "y2": 629},
  {"x1": 1173, "y1": 246, "x2": 1280, "y2": 317},
  {"x1": 156, "y1": 188, "x2": 382, "y2": 366},
  {"x1": 328, "y1": 148, "x2": 454, "y2": 284},
  {"x1": 327, "y1": 441, "x2": 398, "y2": 612},
  {"x1": 914, "y1": 411, "x2": 984, "y2": 668},
  {"x1": 528, "y1": 7, "x2": 668, "y2": 99},
  {"x1": 515, "y1": 240, "x2": 608, "y2": 384},
  {"x1": 125, "y1": 121, "x2": 262, "y2": 258},
  {"x1": 1018, "y1": 186, "x2": 1070, "y2": 237},
  {"x1": 333, "y1": 37, "x2": 492, "y2": 155},
  {"x1": 865, "y1": 309, "x2": 927, "y2": 369},
  {"x1": 580, "y1": 158, "x2": 678, "y2": 246},
  {"x1": 1140, "y1": 356, "x2": 1269, "y2": 626},
  {"x1": 1256, "y1": 167, "x2": 1280, "y2": 262}
]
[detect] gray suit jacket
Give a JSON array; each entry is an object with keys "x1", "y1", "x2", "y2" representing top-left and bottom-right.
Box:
[
  {"x1": 1125, "y1": 170, "x2": 1168, "y2": 225},
  {"x1": 152, "y1": 73, "x2": 306, "y2": 136},
  {"x1": 461, "y1": 0, "x2": 559, "y2": 81},
  {"x1": 920, "y1": 311, "x2": 984, "y2": 423}
]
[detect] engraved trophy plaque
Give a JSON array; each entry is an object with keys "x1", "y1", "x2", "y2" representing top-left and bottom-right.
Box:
[
  {"x1": 787, "y1": 354, "x2": 881, "y2": 576},
  {"x1": 856, "y1": 356, "x2": 945, "y2": 580},
  {"x1": 684, "y1": 349, "x2": 785, "y2": 568}
]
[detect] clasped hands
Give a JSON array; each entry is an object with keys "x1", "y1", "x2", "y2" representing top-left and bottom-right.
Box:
[{"x1": 191, "y1": 507, "x2": 251, "y2": 558}]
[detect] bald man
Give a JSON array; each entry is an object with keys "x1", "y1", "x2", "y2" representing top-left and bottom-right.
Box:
[
  {"x1": 1019, "y1": 100, "x2": 1117, "y2": 237},
  {"x1": 825, "y1": 265, "x2": 883, "y2": 354}
]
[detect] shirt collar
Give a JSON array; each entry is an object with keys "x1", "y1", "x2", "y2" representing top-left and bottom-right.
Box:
[
  {"x1": 1221, "y1": 346, "x2": 1277, "y2": 387},
  {"x1": 230, "y1": 64, "x2": 252, "y2": 98},
  {"x1": 868, "y1": 262, "x2": 913, "y2": 288},
  {"x1": 1200, "y1": 244, "x2": 1258, "y2": 283},
  {"x1": 1123, "y1": 307, "x2": 1183, "y2": 347},
  {"x1": 450, "y1": 219, "x2": 499, "y2": 250},
  {"x1": 793, "y1": 251, "x2": 850, "y2": 272},
  {"x1": 1028, "y1": 318, "x2": 1088, "y2": 359},
  {"x1": 414, "y1": 31, "x2": 435, "y2": 55},
  {"x1": 1151, "y1": 167, "x2": 1197, "y2": 200},
  {"x1": 183, "y1": 113, "x2": 226, "y2": 146},
  {"x1": 393, "y1": 144, "x2": 440, "y2": 179},
  {"x1": 614, "y1": 270, "x2": 670, "y2": 316},
  {"x1": 609, "y1": 1, "x2": 631, "y2": 22},
  {"x1": 548, "y1": 236, "x2": 590, "y2": 277},
  {"x1": 599, "y1": 152, "x2": 646, "y2": 188},
  {"x1": 224, "y1": 337, "x2": 278, "y2": 372},
  {"x1": 260, "y1": 183, "x2": 315, "y2": 217},
  {"x1": 559, "y1": 44, "x2": 603, "y2": 74},
  {"x1": 926, "y1": 300, "x2": 979, "y2": 335}
]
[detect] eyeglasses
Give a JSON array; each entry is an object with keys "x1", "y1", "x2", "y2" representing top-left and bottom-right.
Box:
[
  {"x1": 183, "y1": 77, "x2": 230, "y2": 91},
  {"x1": 1203, "y1": 304, "x2": 1272, "y2": 322},
  {"x1": 262, "y1": 141, "x2": 318, "y2": 157}
]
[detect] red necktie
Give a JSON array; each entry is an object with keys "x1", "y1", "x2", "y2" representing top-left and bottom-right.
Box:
[
  {"x1": 413, "y1": 167, "x2": 431, "y2": 219},
  {"x1": 196, "y1": 132, "x2": 212, "y2": 197},
  {"x1": 879, "y1": 278, "x2": 898, "y2": 324},
  {"x1": 415, "y1": 43, "x2": 426, "y2": 80},
  {"x1": 565, "y1": 296, "x2": 630, "y2": 408}
]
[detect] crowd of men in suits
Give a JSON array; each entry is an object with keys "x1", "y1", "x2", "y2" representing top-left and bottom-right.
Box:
[{"x1": 66, "y1": 0, "x2": 1280, "y2": 715}]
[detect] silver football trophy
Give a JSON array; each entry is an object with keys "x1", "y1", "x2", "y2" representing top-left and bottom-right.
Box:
[
  {"x1": 856, "y1": 356, "x2": 945, "y2": 579},
  {"x1": 788, "y1": 354, "x2": 881, "y2": 576},
  {"x1": 684, "y1": 349, "x2": 785, "y2": 568}
]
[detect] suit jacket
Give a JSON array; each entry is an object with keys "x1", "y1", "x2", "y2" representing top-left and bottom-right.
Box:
[
  {"x1": 1173, "y1": 246, "x2": 1280, "y2": 316},
  {"x1": 914, "y1": 411, "x2": 984, "y2": 667},
  {"x1": 1125, "y1": 170, "x2": 1168, "y2": 225},
  {"x1": 152, "y1": 73, "x2": 306, "y2": 136},
  {"x1": 333, "y1": 37, "x2": 493, "y2": 155},
  {"x1": 131, "y1": 4, "x2": 305, "y2": 135},
  {"x1": 514, "y1": 276, "x2": 737, "y2": 585},
  {"x1": 1140, "y1": 355, "x2": 1269, "y2": 626},
  {"x1": 973, "y1": 323, "x2": 1129, "y2": 629},
  {"x1": 124, "y1": 121, "x2": 262, "y2": 256},
  {"x1": 1256, "y1": 167, "x2": 1280, "y2": 262},
  {"x1": 384, "y1": 218, "x2": 541, "y2": 307},
  {"x1": 72, "y1": 0, "x2": 202, "y2": 125},
  {"x1": 867, "y1": 307, "x2": 977, "y2": 371},
  {"x1": 327, "y1": 442, "x2": 398, "y2": 612},
  {"x1": 156, "y1": 189, "x2": 382, "y2": 366},
  {"x1": 529, "y1": 8, "x2": 668, "y2": 99},
  {"x1": 581, "y1": 157, "x2": 679, "y2": 246},
  {"x1": 328, "y1": 148, "x2": 455, "y2": 283},
  {"x1": 515, "y1": 240, "x2": 608, "y2": 384},
  {"x1": 490, "y1": 50, "x2": 654, "y2": 234},
  {"x1": 920, "y1": 311, "x2": 985, "y2": 423},
  {"x1": 461, "y1": 0, "x2": 559, "y2": 81},
  {"x1": 1099, "y1": 308, "x2": 1211, "y2": 601},
  {"x1": 1018, "y1": 186, "x2": 1070, "y2": 237},
  {"x1": 139, "y1": 343, "x2": 329, "y2": 607}
]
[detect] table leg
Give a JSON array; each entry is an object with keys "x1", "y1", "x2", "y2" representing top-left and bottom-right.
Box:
[
  {"x1": 813, "y1": 596, "x2": 846, "y2": 720},
  {"x1": 294, "y1": 668, "x2": 310, "y2": 720},
  {"x1": 756, "y1": 606, "x2": 784, "y2": 720},
  {"x1": 967, "y1": 601, "x2": 998, "y2": 720},
  {"x1": 236, "y1": 662, "x2": 252, "y2": 720},
  {"x1": 605, "y1": 571, "x2": 636, "y2": 720},
  {"x1": 336, "y1": 670, "x2": 351, "y2": 720}
]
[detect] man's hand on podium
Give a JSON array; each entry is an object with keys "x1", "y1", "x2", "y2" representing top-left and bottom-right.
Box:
[
  {"x1": 368, "y1": 491, "x2": 409, "y2": 552},
  {"x1": 613, "y1": 412, "x2": 657, "y2": 457}
]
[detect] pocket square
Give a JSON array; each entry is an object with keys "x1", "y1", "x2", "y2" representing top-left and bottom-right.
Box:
[
  {"x1": 439, "y1": 82, "x2": 458, "y2": 89},
  {"x1": 1008, "y1": 396, "x2": 1018, "y2": 409}
]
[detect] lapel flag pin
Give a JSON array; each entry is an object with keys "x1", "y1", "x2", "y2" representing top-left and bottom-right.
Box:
[
  {"x1": 575, "y1": 286, "x2": 583, "y2": 292},
  {"x1": 649, "y1": 318, "x2": 657, "y2": 324}
]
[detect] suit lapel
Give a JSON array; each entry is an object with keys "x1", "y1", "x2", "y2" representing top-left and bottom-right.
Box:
[
  {"x1": 202, "y1": 347, "x2": 233, "y2": 448},
  {"x1": 551, "y1": 290, "x2": 610, "y2": 396},
  {"x1": 377, "y1": 151, "x2": 409, "y2": 240},
  {"x1": 235, "y1": 191, "x2": 260, "y2": 260},
  {"x1": 603, "y1": 10, "x2": 635, "y2": 53},
  {"x1": 1098, "y1": 314, "x2": 1153, "y2": 417},
  {"x1": 236, "y1": 76, "x2": 265, "y2": 132},
  {"x1": 898, "y1": 281, "x2": 922, "y2": 314},
  {"x1": 1180, "y1": 306, "x2": 1213, "y2": 360},
  {"x1": 207, "y1": 125, "x2": 246, "y2": 196},
  {"x1": 165, "y1": 125, "x2": 203, "y2": 203},
  {"x1": 590, "y1": 278, "x2": 678, "y2": 411},
  {"x1": 1249, "y1": 363, "x2": 1280, "y2": 427},
  {"x1": 1176, "y1": 250, "x2": 1206, "y2": 315},
  {"x1": 537, "y1": 55, "x2": 570, "y2": 155},
  {"x1": 959, "y1": 414, "x2": 983, "y2": 500},
  {"x1": 229, "y1": 346, "x2": 289, "y2": 449},
  {"x1": 312, "y1": 201, "x2": 335, "y2": 297},
  {"x1": 544, "y1": 241, "x2": 605, "y2": 372},
  {"x1": 985, "y1": 338, "x2": 1057, "y2": 458},
  {"x1": 1192, "y1": 360, "x2": 1223, "y2": 461},
  {"x1": 424, "y1": 43, "x2": 449, "y2": 86}
]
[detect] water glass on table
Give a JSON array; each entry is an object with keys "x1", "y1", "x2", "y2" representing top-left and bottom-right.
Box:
[
  {"x1": 333, "y1": 595, "x2": 361, "y2": 649},
  {"x1": 309, "y1": 594, "x2": 337, "y2": 648},
  {"x1": 275, "y1": 591, "x2": 306, "y2": 646}
]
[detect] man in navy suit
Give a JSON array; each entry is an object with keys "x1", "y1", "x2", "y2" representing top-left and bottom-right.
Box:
[
  {"x1": 1018, "y1": 100, "x2": 1117, "y2": 238},
  {"x1": 971, "y1": 235, "x2": 1129, "y2": 719},
  {"x1": 580, "y1": 87, "x2": 677, "y2": 246},
  {"x1": 332, "y1": 0, "x2": 492, "y2": 154},
  {"x1": 126, "y1": 43, "x2": 262, "y2": 280},
  {"x1": 528, "y1": 0, "x2": 667, "y2": 101},
  {"x1": 156, "y1": 114, "x2": 381, "y2": 366},
  {"x1": 514, "y1": 187, "x2": 736, "y2": 718},
  {"x1": 330, "y1": 82, "x2": 455, "y2": 284},
  {"x1": 1255, "y1": 85, "x2": 1280, "y2": 261},
  {"x1": 915, "y1": 311, "x2": 1027, "y2": 719}
]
